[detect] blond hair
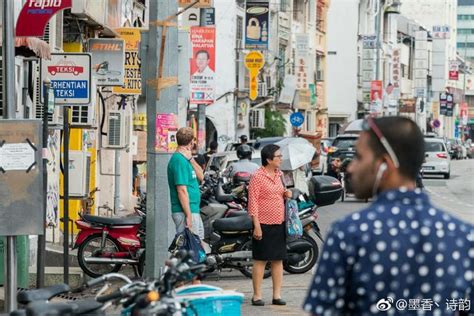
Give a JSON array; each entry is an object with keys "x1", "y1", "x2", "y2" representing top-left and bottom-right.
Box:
[{"x1": 176, "y1": 127, "x2": 194, "y2": 146}]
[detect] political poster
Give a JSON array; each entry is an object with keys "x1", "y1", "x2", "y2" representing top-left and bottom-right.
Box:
[
  {"x1": 245, "y1": 0, "x2": 269, "y2": 50},
  {"x1": 88, "y1": 38, "x2": 125, "y2": 86},
  {"x1": 190, "y1": 27, "x2": 216, "y2": 105},
  {"x1": 112, "y1": 28, "x2": 142, "y2": 95}
]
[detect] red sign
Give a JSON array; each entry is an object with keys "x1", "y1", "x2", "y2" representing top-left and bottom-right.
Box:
[
  {"x1": 449, "y1": 70, "x2": 459, "y2": 80},
  {"x1": 16, "y1": 0, "x2": 72, "y2": 37},
  {"x1": 370, "y1": 80, "x2": 383, "y2": 102},
  {"x1": 190, "y1": 27, "x2": 216, "y2": 105}
]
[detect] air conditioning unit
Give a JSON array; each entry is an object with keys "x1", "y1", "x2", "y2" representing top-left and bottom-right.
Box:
[
  {"x1": 33, "y1": 62, "x2": 63, "y2": 126},
  {"x1": 250, "y1": 108, "x2": 265, "y2": 129},
  {"x1": 70, "y1": 80, "x2": 97, "y2": 128},
  {"x1": 71, "y1": 0, "x2": 107, "y2": 26},
  {"x1": 69, "y1": 151, "x2": 91, "y2": 198},
  {"x1": 41, "y1": 13, "x2": 63, "y2": 51},
  {"x1": 106, "y1": 110, "x2": 131, "y2": 149},
  {"x1": 316, "y1": 70, "x2": 324, "y2": 81},
  {"x1": 258, "y1": 82, "x2": 268, "y2": 97}
]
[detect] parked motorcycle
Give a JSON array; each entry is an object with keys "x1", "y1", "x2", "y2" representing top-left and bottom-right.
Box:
[
  {"x1": 202, "y1": 175, "x2": 342, "y2": 278},
  {"x1": 74, "y1": 212, "x2": 146, "y2": 278}
]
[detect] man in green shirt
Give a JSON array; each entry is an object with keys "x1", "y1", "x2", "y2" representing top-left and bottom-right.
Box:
[{"x1": 168, "y1": 127, "x2": 205, "y2": 239}]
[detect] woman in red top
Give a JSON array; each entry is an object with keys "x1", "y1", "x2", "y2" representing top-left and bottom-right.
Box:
[{"x1": 248, "y1": 144, "x2": 292, "y2": 306}]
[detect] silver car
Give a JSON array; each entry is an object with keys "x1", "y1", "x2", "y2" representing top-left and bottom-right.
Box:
[{"x1": 422, "y1": 137, "x2": 451, "y2": 179}]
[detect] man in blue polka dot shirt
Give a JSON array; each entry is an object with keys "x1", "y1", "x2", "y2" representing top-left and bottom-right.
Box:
[{"x1": 303, "y1": 117, "x2": 473, "y2": 316}]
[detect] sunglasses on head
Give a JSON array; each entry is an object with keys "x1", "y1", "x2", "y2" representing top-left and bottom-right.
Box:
[{"x1": 362, "y1": 117, "x2": 400, "y2": 168}]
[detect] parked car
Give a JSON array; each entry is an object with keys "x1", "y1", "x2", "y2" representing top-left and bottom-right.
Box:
[
  {"x1": 326, "y1": 134, "x2": 359, "y2": 177},
  {"x1": 224, "y1": 137, "x2": 285, "y2": 151},
  {"x1": 422, "y1": 137, "x2": 451, "y2": 179},
  {"x1": 313, "y1": 137, "x2": 334, "y2": 175}
]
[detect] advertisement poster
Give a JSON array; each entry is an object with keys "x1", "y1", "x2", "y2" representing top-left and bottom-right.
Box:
[
  {"x1": 190, "y1": 27, "x2": 216, "y2": 105},
  {"x1": 439, "y1": 93, "x2": 447, "y2": 116},
  {"x1": 370, "y1": 80, "x2": 383, "y2": 102},
  {"x1": 112, "y1": 28, "x2": 142, "y2": 95},
  {"x1": 245, "y1": 0, "x2": 269, "y2": 50},
  {"x1": 88, "y1": 38, "x2": 125, "y2": 86},
  {"x1": 155, "y1": 114, "x2": 178, "y2": 152}
]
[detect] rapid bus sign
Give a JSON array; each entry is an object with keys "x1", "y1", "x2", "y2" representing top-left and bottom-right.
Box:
[{"x1": 40, "y1": 53, "x2": 92, "y2": 105}]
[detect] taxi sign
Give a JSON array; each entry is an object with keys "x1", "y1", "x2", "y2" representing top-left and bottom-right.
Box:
[
  {"x1": 245, "y1": 51, "x2": 265, "y2": 101},
  {"x1": 40, "y1": 53, "x2": 92, "y2": 105}
]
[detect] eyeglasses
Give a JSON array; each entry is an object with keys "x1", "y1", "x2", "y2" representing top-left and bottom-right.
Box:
[
  {"x1": 273, "y1": 154, "x2": 283, "y2": 159},
  {"x1": 363, "y1": 117, "x2": 400, "y2": 168}
]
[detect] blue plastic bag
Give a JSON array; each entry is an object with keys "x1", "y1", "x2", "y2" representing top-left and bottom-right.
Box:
[
  {"x1": 169, "y1": 228, "x2": 206, "y2": 263},
  {"x1": 285, "y1": 199, "x2": 303, "y2": 238}
]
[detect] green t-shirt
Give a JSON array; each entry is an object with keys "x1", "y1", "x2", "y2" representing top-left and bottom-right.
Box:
[{"x1": 167, "y1": 153, "x2": 201, "y2": 214}]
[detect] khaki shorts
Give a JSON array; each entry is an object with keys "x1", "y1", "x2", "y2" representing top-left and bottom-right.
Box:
[{"x1": 172, "y1": 213, "x2": 204, "y2": 240}]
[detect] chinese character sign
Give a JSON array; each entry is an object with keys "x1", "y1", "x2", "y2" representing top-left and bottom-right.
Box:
[
  {"x1": 392, "y1": 49, "x2": 401, "y2": 97},
  {"x1": 432, "y1": 25, "x2": 450, "y2": 39},
  {"x1": 190, "y1": 27, "x2": 216, "y2": 105},
  {"x1": 295, "y1": 33, "x2": 310, "y2": 89}
]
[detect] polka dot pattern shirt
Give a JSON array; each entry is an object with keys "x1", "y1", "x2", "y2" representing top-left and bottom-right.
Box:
[
  {"x1": 248, "y1": 167, "x2": 286, "y2": 225},
  {"x1": 303, "y1": 188, "x2": 474, "y2": 316}
]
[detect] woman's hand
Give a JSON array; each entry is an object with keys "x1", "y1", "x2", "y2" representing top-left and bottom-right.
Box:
[
  {"x1": 284, "y1": 190, "x2": 292, "y2": 199},
  {"x1": 253, "y1": 224, "x2": 263, "y2": 240}
]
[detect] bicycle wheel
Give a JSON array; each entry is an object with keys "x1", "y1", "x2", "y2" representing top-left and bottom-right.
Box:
[{"x1": 77, "y1": 234, "x2": 122, "y2": 278}]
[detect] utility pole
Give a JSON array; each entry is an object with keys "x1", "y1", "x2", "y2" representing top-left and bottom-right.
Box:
[{"x1": 144, "y1": 0, "x2": 179, "y2": 278}]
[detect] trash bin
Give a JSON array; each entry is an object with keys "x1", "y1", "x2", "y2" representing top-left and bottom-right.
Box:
[{"x1": 0, "y1": 236, "x2": 30, "y2": 288}]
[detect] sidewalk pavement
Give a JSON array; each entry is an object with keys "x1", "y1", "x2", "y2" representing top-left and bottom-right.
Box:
[{"x1": 205, "y1": 270, "x2": 311, "y2": 316}]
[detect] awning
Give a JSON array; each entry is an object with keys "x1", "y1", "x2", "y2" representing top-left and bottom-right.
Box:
[{"x1": 15, "y1": 37, "x2": 51, "y2": 60}]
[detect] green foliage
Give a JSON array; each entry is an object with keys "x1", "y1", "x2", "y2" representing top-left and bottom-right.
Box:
[{"x1": 252, "y1": 107, "x2": 287, "y2": 138}]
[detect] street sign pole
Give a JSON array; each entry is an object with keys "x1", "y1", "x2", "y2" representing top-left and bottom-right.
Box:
[
  {"x1": 3, "y1": 0, "x2": 18, "y2": 311},
  {"x1": 63, "y1": 107, "x2": 70, "y2": 284},
  {"x1": 197, "y1": 104, "x2": 206, "y2": 154},
  {"x1": 37, "y1": 79, "x2": 51, "y2": 289},
  {"x1": 145, "y1": 0, "x2": 180, "y2": 278}
]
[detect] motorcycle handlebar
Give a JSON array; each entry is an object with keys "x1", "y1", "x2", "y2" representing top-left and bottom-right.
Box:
[{"x1": 96, "y1": 289, "x2": 123, "y2": 303}]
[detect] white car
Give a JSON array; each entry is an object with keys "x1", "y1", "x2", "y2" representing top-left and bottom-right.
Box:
[{"x1": 422, "y1": 138, "x2": 451, "y2": 179}]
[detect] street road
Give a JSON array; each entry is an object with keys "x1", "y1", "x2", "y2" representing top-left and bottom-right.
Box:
[{"x1": 206, "y1": 160, "x2": 474, "y2": 315}]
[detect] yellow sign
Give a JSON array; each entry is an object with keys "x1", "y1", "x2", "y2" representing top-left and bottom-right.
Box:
[
  {"x1": 113, "y1": 28, "x2": 142, "y2": 95},
  {"x1": 178, "y1": 0, "x2": 212, "y2": 8},
  {"x1": 244, "y1": 51, "x2": 265, "y2": 101}
]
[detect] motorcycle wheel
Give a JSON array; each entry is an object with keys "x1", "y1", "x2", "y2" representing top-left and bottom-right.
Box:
[
  {"x1": 77, "y1": 234, "x2": 123, "y2": 278},
  {"x1": 238, "y1": 240, "x2": 272, "y2": 279},
  {"x1": 283, "y1": 234, "x2": 319, "y2": 274}
]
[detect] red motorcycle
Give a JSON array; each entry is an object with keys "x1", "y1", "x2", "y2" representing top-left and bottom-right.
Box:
[{"x1": 73, "y1": 213, "x2": 145, "y2": 278}]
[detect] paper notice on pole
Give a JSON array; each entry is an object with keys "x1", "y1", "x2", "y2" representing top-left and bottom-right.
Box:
[{"x1": 0, "y1": 143, "x2": 36, "y2": 171}]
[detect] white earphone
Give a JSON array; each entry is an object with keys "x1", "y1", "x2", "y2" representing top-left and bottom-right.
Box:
[{"x1": 372, "y1": 162, "x2": 388, "y2": 197}]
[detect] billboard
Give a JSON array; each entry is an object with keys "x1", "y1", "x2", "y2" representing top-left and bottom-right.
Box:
[
  {"x1": 112, "y1": 28, "x2": 142, "y2": 95},
  {"x1": 190, "y1": 27, "x2": 216, "y2": 105},
  {"x1": 88, "y1": 38, "x2": 125, "y2": 86},
  {"x1": 245, "y1": 0, "x2": 269, "y2": 50}
]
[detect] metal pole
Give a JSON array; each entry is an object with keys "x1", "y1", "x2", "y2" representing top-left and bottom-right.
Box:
[
  {"x1": 375, "y1": 1, "x2": 381, "y2": 81},
  {"x1": 2, "y1": 0, "x2": 15, "y2": 118},
  {"x1": 462, "y1": 34, "x2": 468, "y2": 141},
  {"x1": 5, "y1": 237, "x2": 17, "y2": 311},
  {"x1": 145, "y1": 0, "x2": 179, "y2": 278},
  {"x1": 63, "y1": 107, "x2": 70, "y2": 284},
  {"x1": 197, "y1": 104, "x2": 206, "y2": 154},
  {"x1": 3, "y1": 0, "x2": 18, "y2": 311},
  {"x1": 37, "y1": 79, "x2": 51, "y2": 289},
  {"x1": 113, "y1": 150, "x2": 121, "y2": 214}
]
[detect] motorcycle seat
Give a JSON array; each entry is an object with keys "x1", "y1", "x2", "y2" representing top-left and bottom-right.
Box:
[
  {"x1": 17, "y1": 283, "x2": 71, "y2": 304},
  {"x1": 82, "y1": 214, "x2": 142, "y2": 226},
  {"x1": 213, "y1": 215, "x2": 253, "y2": 232},
  {"x1": 225, "y1": 210, "x2": 248, "y2": 218}
]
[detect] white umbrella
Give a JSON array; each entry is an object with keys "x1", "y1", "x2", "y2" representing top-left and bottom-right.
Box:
[
  {"x1": 275, "y1": 137, "x2": 316, "y2": 171},
  {"x1": 341, "y1": 119, "x2": 364, "y2": 134}
]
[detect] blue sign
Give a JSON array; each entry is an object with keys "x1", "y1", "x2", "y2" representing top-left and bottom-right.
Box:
[
  {"x1": 245, "y1": 1, "x2": 269, "y2": 50},
  {"x1": 40, "y1": 53, "x2": 91, "y2": 105},
  {"x1": 290, "y1": 112, "x2": 305, "y2": 127}
]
